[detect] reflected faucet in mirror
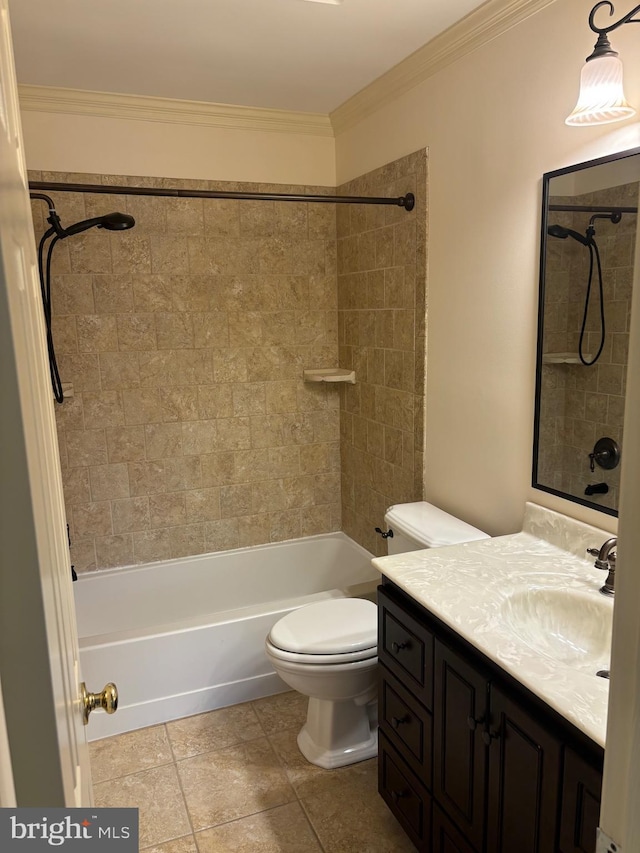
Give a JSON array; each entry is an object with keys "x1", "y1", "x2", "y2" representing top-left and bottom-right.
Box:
[{"x1": 533, "y1": 146, "x2": 640, "y2": 517}]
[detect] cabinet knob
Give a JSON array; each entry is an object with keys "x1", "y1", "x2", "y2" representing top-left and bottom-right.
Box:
[
  {"x1": 482, "y1": 729, "x2": 500, "y2": 746},
  {"x1": 391, "y1": 714, "x2": 410, "y2": 729},
  {"x1": 391, "y1": 790, "x2": 408, "y2": 804},
  {"x1": 391, "y1": 640, "x2": 409, "y2": 653},
  {"x1": 466, "y1": 715, "x2": 484, "y2": 731}
]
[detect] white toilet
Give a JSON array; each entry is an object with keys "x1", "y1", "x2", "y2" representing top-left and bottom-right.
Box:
[{"x1": 265, "y1": 501, "x2": 489, "y2": 769}]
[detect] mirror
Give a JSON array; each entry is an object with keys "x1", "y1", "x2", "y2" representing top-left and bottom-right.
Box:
[{"x1": 533, "y1": 147, "x2": 640, "y2": 517}]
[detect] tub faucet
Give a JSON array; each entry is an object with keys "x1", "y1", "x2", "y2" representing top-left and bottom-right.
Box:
[{"x1": 587, "y1": 537, "x2": 617, "y2": 597}]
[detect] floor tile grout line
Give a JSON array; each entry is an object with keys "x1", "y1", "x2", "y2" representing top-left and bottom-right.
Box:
[
  {"x1": 90, "y1": 756, "x2": 175, "y2": 786},
  {"x1": 190, "y1": 798, "x2": 307, "y2": 838},
  {"x1": 166, "y1": 723, "x2": 202, "y2": 841},
  {"x1": 138, "y1": 830, "x2": 196, "y2": 852},
  {"x1": 171, "y1": 731, "x2": 276, "y2": 766},
  {"x1": 262, "y1": 729, "x2": 330, "y2": 852},
  {"x1": 298, "y1": 795, "x2": 329, "y2": 853}
]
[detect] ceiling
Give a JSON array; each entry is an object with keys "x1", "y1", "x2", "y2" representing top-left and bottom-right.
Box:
[{"x1": 9, "y1": 0, "x2": 489, "y2": 114}]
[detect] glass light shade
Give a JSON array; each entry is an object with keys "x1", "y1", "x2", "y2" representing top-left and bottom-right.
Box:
[{"x1": 566, "y1": 54, "x2": 636, "y2": 126}]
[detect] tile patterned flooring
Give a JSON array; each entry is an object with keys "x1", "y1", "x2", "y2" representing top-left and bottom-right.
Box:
[{"x1": 91, "y1": 692, "x2": 414, "y2": 852}]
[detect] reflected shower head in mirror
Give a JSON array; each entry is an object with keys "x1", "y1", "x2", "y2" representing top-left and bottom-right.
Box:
[{"x1": 547, "y1": 223, "x2": 591, "y2": 245}]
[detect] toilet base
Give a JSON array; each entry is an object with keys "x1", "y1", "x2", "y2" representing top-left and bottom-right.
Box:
[{"x1": 296, "y1": 696, "x2": 378, "y2": 769}]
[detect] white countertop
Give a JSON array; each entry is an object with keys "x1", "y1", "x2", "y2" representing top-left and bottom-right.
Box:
[{"x1": 373, "y1": 503, "x2": 614, "y2": 748}]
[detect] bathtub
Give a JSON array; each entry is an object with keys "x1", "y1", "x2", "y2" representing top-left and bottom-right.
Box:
[{"x1": 74, "y1": 532, "x2": 378, "y2": 740}]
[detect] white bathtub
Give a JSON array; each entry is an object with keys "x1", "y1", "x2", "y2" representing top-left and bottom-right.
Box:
[{"x1": 74, "y1": 532, "x2": 378, "y2": 740}]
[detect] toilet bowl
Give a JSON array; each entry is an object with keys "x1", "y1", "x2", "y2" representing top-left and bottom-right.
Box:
[
  {"x1": 265, "y1": 597, "x2": 378, "y2": 769},
  {"x1": 265, "y1": 501, "x2": 489, "y2": 769}
]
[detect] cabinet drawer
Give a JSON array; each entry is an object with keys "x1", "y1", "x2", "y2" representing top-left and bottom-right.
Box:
[
  {"x1": 379, "y1": 730, "x2": 432, "y2": 851},
  {"x1": 379, "y1": 663, "x2": 432, "y2": 787},
  {"x1": 378, "y1": 586, "x2": 434, "y2": 710},
  {"x1": 432, "y1": 804, "x2": 478, "y2": 853}
]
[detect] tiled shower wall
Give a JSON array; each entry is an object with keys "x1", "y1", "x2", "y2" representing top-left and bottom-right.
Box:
[
  {"x1": 337, "y1": 151, "x2": 427, "y2": 556},
  {"x1": 30, "y1": 172, "x2": 341, "y2": 571},
  {"x1": 539, "y1": 181, "x2": 637, "y2": 510}
]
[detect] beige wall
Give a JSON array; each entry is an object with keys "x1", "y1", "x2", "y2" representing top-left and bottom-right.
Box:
[
  {"x1": 337, "y1": 151, "x2": 427, "y2": 555},
  {"x1": 335, "y1": 0, "x2": 640, "y2": 536},
  {"x1": 31, "y1": 171, "x2": 340, "y2": 571},
  {"x1": 21, "y1": 111, "x2": 335, "y2": 186}
]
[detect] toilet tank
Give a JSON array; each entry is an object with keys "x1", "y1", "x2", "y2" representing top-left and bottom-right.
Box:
[{"x1": 384, "y1": 501, "x2": 489, "y2": 555}]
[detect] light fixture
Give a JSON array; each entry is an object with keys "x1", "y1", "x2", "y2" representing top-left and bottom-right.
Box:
[{"x1": 566, "y1": 1, "x2": 639, "y2": 126}]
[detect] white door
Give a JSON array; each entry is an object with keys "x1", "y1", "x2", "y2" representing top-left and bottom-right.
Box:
[{"x1": 0, "y1": 0, "x2": 92, "y2": 806}]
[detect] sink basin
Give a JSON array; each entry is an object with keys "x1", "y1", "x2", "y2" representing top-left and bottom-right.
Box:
[{"x1": 501, "y1": 587, "x2": 613, "y2": 673}]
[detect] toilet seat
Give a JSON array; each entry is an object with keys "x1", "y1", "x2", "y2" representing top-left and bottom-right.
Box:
[
  {"x1": 267, "y1": 597, "x2": 377, "y2": 664},
  {"x1": 266, "y1": 636, "x2": 377, "y2": 665}
]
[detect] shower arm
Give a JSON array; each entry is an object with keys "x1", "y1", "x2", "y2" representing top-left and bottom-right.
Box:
[{"x1": 29, "y1": 192, "x2": 66, "y2": 237}]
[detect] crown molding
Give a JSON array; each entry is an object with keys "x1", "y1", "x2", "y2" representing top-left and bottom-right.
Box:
[
  {"x1": 330, "y1": 0, "x2": 556, "y2": 135},
  {"x1": 17, "y1": 85, "x2": 334, "y2": 138}
]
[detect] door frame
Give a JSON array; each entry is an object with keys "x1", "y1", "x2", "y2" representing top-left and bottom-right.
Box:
[{"x1": 0, "y1": 0, "x2": 91, "y2": 806}]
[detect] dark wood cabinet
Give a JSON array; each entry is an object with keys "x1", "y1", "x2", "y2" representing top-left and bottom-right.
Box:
[{"x1": 378, "y1": 582, "x2": 604, "y2": 853}]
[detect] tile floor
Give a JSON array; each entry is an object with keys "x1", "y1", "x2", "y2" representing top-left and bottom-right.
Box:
[{"x1": 91, "y1": 691, "x2": 415, "y2": 852}]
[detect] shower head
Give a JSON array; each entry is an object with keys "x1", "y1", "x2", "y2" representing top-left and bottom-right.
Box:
[
  {"x1": 547, "y1": 223, "x2": 591, "y2": 246},
  {"x1": 58, "y1": 212, "x2": 135, "y2": 238}
]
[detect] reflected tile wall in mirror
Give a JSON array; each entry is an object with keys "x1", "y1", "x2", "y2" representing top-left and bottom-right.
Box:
[{"x1": 534, "y1": 149, "x2": 640, "y2": 516}]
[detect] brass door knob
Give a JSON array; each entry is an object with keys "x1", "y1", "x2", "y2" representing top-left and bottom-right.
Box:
[{"x1": 81, "y1": 681, "x2": 118, "y2": 725}]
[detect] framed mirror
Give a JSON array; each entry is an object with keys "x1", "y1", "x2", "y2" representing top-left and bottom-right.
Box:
[{"x1": 533, "y1": 147, "x2": 640, "y2": 517}]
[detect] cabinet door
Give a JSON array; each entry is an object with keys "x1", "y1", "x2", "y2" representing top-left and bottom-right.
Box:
[
  {"x1": 559, "y1": 747, "x2": 603, "y2": 853},
  {"x1": 486, "y1": 685, "x2": 561, "y2": 853},
  {"x1": 433, "y1": 640, "x2": 487, "y2": 852}
]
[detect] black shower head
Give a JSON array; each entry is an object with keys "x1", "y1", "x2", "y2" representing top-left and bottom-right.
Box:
[
  {"x1": 547, "y1": 223, "x2": 591, "y2": 246},
  {"x1": 60, "y1": 212, "x2": 135, "y2": 238}
]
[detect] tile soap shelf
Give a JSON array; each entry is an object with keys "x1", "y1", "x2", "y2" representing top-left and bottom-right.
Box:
[
  {"x1": 303, "y1": 368, "x2": 356, "y2": 385},
  {"x1": 543, "y1": 353, "x2": 592, "y2": 364}
]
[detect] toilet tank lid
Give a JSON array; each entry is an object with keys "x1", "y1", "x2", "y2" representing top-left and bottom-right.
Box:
[
  {"x1": 268, "y1": 598, "x2": 377, "y2": 655},
  {"x1": 384, "y1": 501, "x2": 489, "y2": 548}
]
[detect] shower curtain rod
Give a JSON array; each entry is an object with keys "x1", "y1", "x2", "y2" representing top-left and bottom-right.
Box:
[
  {"x1": 29, "y1": 181, "x2": 415, "y2": 211},
  {"x1": 549, "y1": 203, "x2": 638, "y2": 214}
]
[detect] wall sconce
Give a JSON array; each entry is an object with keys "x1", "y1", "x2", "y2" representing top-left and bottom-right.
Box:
[{"x1": 566, "y1": 1, "x2": 639, "y2": 126}]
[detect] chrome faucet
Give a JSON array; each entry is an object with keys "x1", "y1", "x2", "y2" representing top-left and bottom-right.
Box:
[{"x1": 587, "y1": 537, "x2": 617, "y2": 597}]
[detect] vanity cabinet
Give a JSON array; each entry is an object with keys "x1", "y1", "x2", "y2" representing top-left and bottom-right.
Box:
[{"x1": 378, "y1": 581, "x2": 603, "y2": 853}]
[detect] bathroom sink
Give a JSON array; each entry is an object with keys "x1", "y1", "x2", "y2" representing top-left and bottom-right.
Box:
[{"x1": 501, "y1": 587, "x2": 612, "y2": 673}]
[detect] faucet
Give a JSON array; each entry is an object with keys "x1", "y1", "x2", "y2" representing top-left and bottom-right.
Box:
[{"x1": 587, "y1": 537, "x2": 617, "y2": 597}]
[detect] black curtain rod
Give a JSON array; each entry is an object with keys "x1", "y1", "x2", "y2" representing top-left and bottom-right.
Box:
[
  {"x1": 549, "y1": 203, "x2": 638, "y2": 214},
  {"x1": 29, "y1": 181, "x2": 415, "y2": 211}
]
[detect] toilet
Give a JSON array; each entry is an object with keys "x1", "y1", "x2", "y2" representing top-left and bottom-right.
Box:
[{"x1": 265, "y1": 501, "x2": 489, "y2": 769}]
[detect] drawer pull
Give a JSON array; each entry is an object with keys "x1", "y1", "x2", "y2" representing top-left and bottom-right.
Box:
[
  {"x1": 466, "y1": 715, "x2": 484, "y2": 731},
  {"x1": 391, "y1": 789, "x2": 408, "y2": 804},
  {"x1": 391, "y1": 641, "x2": 409, "y2": 653},
  {"x1": 482, "y1": 728, "x2": 500, "y2": 746},
  {"x1": 391, "y1": 714, "x2": 410, "y2": 729}
]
